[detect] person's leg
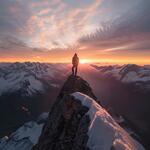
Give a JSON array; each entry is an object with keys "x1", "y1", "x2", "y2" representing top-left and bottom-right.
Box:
[
  {"x1": 75, "y1": 66, "x2": 77, "y2": 76},
  {"x1": 72, "y1": 66, "x2": 74, "y2": 75}
]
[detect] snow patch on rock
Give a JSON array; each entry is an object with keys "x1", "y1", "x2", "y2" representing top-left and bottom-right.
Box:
[{"x1": 0, "y1": 112, "x2": 48, "y2": 150}]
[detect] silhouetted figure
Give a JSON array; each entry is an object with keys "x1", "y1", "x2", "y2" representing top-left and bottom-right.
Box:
[{"x1": 72, "y1": 53, "x2": 79, "y2": 76}]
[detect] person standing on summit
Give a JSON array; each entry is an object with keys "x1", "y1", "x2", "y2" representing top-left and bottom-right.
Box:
[{"x1": 72, "y1": 53, "x2": 79, "y2": 76}]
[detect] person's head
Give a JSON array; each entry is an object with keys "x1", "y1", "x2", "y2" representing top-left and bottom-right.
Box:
[{"x1": 74, "y1": 53, "x2": 77, "y2": 57}]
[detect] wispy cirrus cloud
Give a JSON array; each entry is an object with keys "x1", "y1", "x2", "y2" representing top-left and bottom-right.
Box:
[{"x1": 78, "y1": 0, "x2": 150, "y2": 52}]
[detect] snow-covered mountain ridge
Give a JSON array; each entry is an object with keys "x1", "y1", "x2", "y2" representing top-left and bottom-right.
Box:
[
  {"x1": 0, "y1": 62, "x2": 69, "y2": 96},
  {"x1": 72, "y1": 92, "x2": 144, "y2": 150}
]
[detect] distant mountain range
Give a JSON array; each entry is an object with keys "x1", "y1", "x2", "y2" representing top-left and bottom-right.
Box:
[
  {"x1": 92, "y1": 64, "x2": 150, "y2": 90},
  {"x1": 0, "y1": 62, "x2": 69, "y2": 96},
  {"x1": 0, "y1": 63, "x2": 149, "y2": 96}
]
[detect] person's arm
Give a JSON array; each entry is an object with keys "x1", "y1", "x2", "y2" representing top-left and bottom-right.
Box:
[{"x1": 77, "y1": 57, "x2": 79, "y2": 64}]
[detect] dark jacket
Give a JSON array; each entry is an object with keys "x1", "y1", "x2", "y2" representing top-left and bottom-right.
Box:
[{"x1": 72, "y1": 55, "x2": 79, "y2": 66}]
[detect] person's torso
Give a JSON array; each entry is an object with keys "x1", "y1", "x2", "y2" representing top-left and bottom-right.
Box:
[{"x1": 72, "y1": 56, "x2": 79, "y2": 65}]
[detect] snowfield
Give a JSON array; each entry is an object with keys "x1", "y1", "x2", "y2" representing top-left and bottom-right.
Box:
[
  {"x1": 0, "y1": 113, "x2": 48, "y2": 150},
  {"x1": 72, "y1": 92, "x2": 145, "y2": 150}
]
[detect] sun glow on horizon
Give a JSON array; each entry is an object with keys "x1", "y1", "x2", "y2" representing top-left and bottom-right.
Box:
[
  {"x1": 0, "y1": 54, "x2": 149, "y2": 65},
  {"x1": 80, "y1": 59, "x2": 90, "y2": 64}
]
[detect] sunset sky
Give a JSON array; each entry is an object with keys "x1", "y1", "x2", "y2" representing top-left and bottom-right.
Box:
[{"x1": 0, "y1": 0, "x2": 150, "y2": 64}]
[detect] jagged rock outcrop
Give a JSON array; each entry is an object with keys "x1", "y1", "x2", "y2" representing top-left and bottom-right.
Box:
[
  {"x1": 59, "y1": 75, "x2": 97, "y2": 100},
  {"x1": 32, "y1": 75, "x2": 96, "y2": 150}
]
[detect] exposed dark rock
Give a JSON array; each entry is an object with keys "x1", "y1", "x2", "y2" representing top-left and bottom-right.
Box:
[
  {"x1": 58, "y1": 75, "x2": 97, "y2": 100},
  {"x1": 32, "y1": 75, "x2": 97, "y2": 150}
]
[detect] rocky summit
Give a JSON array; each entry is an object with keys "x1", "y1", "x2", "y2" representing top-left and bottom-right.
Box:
[{"x1": 32, "y1": 75, "x2": 144, "y2": 150}]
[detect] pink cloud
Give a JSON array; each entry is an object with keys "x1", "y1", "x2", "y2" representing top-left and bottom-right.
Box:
[
  {"x1": 38, "y1": 9, "x2": 51, "y2": 16},
  {"x1": 26, "y1": 0, "x2": 101, "y2": 48}
]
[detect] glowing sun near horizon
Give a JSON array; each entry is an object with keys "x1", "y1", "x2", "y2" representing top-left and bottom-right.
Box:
[{"x1": 80, "y1": 59, "x2": 89, "y2": 64}]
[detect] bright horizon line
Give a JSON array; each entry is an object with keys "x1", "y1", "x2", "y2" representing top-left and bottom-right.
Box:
[{"x1": 0, "y1": 60, "x2": 149, "y2": 66}]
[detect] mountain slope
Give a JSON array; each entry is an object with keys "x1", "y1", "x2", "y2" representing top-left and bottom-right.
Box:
[
  {"x1": 33, "y1": 75, "x2": 145, "y2": 150},
  {"x1": 0, "y1": 113, "x2": 48, "y2": 150},
  {"x1": 0, "y1": 62, "x2": 70, "y2": 138}
]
